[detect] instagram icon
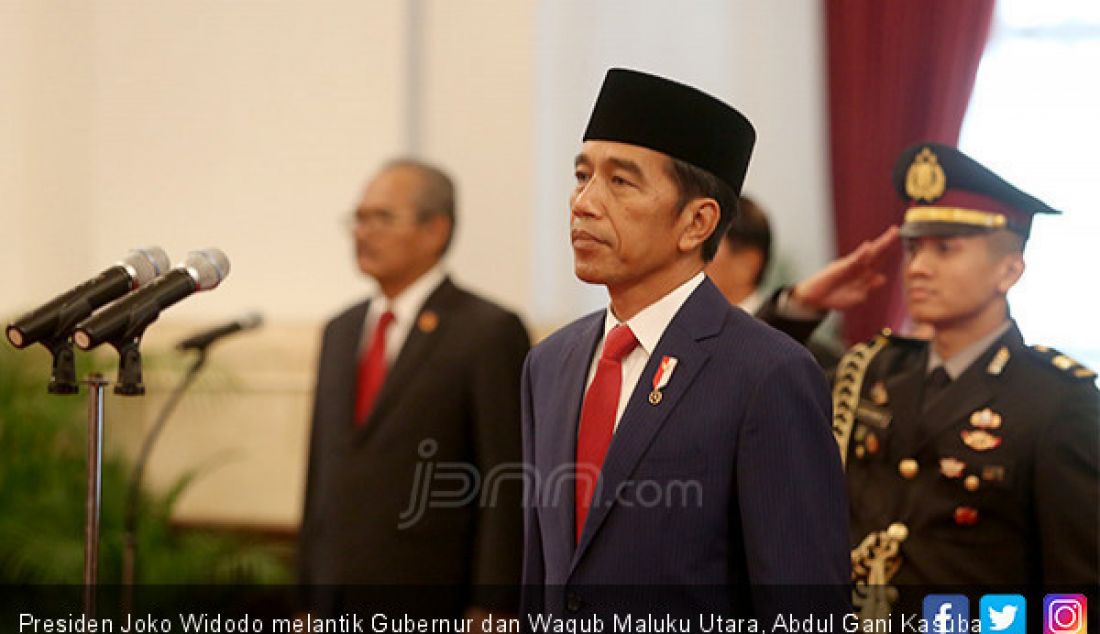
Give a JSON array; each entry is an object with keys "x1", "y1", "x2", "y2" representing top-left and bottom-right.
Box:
[{"x1": 1045, "y1": 594, "x2": 1087, "y2": 634}]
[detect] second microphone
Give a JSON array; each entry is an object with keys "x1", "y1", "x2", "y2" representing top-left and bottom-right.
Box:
[{"x1": 74, "y1": 249, "x2": 231, "y2": 350}]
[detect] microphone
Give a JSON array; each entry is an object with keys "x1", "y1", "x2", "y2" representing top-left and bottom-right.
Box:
[
  {"x1": 73, "y1": 249, "x2": 231, "y2": 350},
  {"x1": 6, "y1": 247, "x2": 171, "y2": 349},
  {"x1": 177, "y1": 312, "x2": 263, "y2": 352}
]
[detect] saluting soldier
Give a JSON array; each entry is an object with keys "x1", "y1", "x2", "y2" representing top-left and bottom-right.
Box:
[{"x1": 836, "y1": 143, "x2": 1099, "y2": 591}]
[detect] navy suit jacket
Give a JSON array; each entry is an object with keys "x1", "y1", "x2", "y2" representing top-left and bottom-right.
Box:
[{"x1": 520, "y1": 278, "x2": 850, "y2": 618}]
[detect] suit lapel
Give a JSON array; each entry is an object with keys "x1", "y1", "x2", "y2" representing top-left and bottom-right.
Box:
[
  {"x1": 571, "y1": 279, "x2": 724, "y2": 569},
  {"x1": 540, "y1": 312, "x2": 605, "y2": 568},
  {"x1": 355, "y1": 278, "x2": 458, "y2": 441},
  {"x1": 329, "y1": 302, "x2": 370, "y2": 436}
]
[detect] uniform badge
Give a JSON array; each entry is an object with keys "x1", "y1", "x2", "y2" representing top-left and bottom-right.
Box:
[
  {"x1": 648, "y1": 356, "x2": 677, "y2": 406},
  {"x1": 961, "y1": 429, "x2": 1002, "y2": 451},
  {"x1": 905, "y1": 147, "x2": 947, "y2": 202},
  {"x1": 969, "y1": 408, "x2": 1002, "y2": 430},
  {"x1": 870, "y1": 381, "x2": 889, "y2": 405},
  {"x1": 954, "y1": 506, "x2": 980, "y2": 526},
  {"x1": 939, "y1": 457, "x2": 966, "y2": 479},
  {"x1": 856, "y1": 401, "x2": 892, "y2": 429},
  {"x1": 981, "y1": 465, "x2": 1006, "y2": 483},
  {"x1": 417, "y1": 310, "x2": 439, "y2": 333},
  {"x1": 986, "y1": 346, "x2": 1011, "y2": 376},
  {"x1": 864, "y1": 432, "x2": 880, "y2": 455}
]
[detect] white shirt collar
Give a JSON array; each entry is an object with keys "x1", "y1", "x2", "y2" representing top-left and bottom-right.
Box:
[
  {"x1": 370, "y1": 264, "x2": 445, "y2": 319},
  {"x1": 736, "y1": 288, "x2": 765, "y2": 315},
  {"x1": 602, "y1": 271, "x2": 706, "y2": 354},
  {"x1": 927, "y1": 319, "x2": 1012, "y2": 379}
]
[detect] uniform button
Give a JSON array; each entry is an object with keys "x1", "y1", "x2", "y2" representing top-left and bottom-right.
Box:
[
  {"x1": 565, "y1": 592, "x2": 582, "y2": 613},
  {"x1": 898, "y1": 459, "x2": 919, "y2": 479}
]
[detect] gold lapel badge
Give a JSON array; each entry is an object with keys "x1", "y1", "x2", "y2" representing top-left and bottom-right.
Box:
[
  {"x1": 939, "y1": 457, "x2": 966, "y2": 479},
  {"x1": 986, "y1": 346, "x2": 1010, "y2": 376},
  {"x1": 969, "y1": 408, "x2": 1002, "y2": 430},
  {"x1": 961, "y1": 429, "x2": 1002, "y2": 452},
  {"x1": 417, "y1": 310, "x2": 439, "y2": 333},
  {"x1": 870, "y1": 381, "x2": 889, "y2": 406}
]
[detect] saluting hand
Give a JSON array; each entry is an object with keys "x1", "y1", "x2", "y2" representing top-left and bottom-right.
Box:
[{"x1": 791, "y1": 225, "x2": 900, "y2": 311}]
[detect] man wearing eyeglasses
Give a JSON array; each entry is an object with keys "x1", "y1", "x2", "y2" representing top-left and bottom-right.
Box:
[{"x1": 299, "y1": 159, "x2": 530, "y2": 617}]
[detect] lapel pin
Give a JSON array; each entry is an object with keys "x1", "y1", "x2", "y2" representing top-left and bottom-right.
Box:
[
  {"x1": 961, "y1": 429, "x2": 1002, "y2": 452},
  {"x1": 417, "y1": 310, "x2": 439, "y2": 333},
  {"x1": 870, "y1": 381, "x2": 889, "y2": 405},
  {"x1": 939, "y1": 457, "x2": 966, "y2": 479},
  {"x1": 969, "y1": 408, "x2": 1002, "y2": 430},
  {"x1": 648, "y1": 355, "x2": 678, "y2": 406},
  {"x1": 986, "y1": 346, "x2": 1011, "y2": 375}
]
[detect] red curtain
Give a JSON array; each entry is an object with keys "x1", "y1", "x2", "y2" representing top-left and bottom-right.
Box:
[{"x1": 825, "y1": 0, "x2": 995, "y2": 343}]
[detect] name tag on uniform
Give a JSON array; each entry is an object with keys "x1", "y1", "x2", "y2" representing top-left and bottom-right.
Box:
[{"x1": 856, "y1": 401, "x2": 892, "y2": 430}]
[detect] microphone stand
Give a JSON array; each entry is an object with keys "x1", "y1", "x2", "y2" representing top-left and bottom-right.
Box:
[
  {"x1": 121, "y1": 348, "x2": 207, "y2": 613},
  {"x1": 82, "y1": 373, "x2": 110, "y2": 619}
]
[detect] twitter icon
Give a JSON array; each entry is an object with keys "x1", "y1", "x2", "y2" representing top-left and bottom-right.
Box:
[{"x1": 981, "y1": 595, "x2": 1026, "y2": 634}]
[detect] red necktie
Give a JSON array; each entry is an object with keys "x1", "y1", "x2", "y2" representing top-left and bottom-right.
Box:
[
  {"x1": 575, "y1": 324, "x2": 638, "y2": 542},
  {"x1": 354, "y1": 310, "x2": 395, "y2": 425}
]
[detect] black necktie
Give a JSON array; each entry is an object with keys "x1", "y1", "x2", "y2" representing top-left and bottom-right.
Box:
[{"x1": 922, "y1": 366, "x2": 952, "y2": 412}]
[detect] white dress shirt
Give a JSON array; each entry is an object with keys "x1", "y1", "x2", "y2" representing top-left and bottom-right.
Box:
[
  {"x1": 586, "y1": 271, "x2": 706, "y2": 432},
  {"x1": 361, "y1": 264, "x2": 447, "y2": 365}
]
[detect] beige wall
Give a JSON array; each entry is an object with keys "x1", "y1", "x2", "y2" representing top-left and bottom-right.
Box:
[{"x1": 2, "y1": 1, "x2": 827, "y2": 529}]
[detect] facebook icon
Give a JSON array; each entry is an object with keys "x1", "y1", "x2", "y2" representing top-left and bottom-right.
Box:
[{"x1": 925, "y1": 595, "x2": 971, "y2": 634}]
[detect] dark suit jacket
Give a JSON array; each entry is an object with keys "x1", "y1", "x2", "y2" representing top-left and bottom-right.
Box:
[
  {"x1": 299, "y1": 277, "x2": 529, "y2": 610},
  {"x1": 843, "y1": 323, "x2": 1099, "y2": 586},
  {"x1": 520, "y1": 278, "x2": 850, "y2": 619}
]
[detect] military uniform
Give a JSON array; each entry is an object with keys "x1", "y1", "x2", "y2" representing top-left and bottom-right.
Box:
[
  {"x1": 838, "y1": 325, "x2": 1098, "y2": 586},
  {"x1": 836, "y1": 142, "x2": 1100, "y2": 590}
]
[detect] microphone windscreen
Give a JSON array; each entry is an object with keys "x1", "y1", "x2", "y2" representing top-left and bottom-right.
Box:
[
  {"x1": 120, "y1": 247, "x2": 171, "y2": 286},
  {"x1": 183, "y1": 248, "x2": 231, "y2": 291}
]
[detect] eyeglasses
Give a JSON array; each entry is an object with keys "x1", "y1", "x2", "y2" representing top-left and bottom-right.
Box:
[{"x1": 344, "y1": 209, "x2": 425, "y2": 232}]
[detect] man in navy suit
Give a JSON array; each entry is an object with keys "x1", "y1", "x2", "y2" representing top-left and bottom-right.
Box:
[{"x1": 520, "y1": 69, "x2": 850, "y2": 621}]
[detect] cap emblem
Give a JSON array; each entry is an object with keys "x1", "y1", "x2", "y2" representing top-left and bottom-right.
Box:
[{"x1": 905, "y1": 147, "x2": 947, "y2": 202}]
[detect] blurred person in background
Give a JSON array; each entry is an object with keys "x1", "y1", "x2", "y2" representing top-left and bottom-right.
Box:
[{"x1": 300, "y1": 159, "x2": 529, "y2": 618}]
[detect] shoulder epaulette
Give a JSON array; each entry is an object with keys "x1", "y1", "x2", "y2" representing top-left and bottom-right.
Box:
[
  {"x1": 881, "y1": 327, "x2": 927, "y2": 348},
  {"x1": 1028, "y1": 345, "x2": 1097, "y2": 382}
]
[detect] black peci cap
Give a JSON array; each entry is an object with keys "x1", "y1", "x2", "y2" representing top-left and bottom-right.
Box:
[{"x1": 583, "y1": 68, "x2": 756, "y2": 196}]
